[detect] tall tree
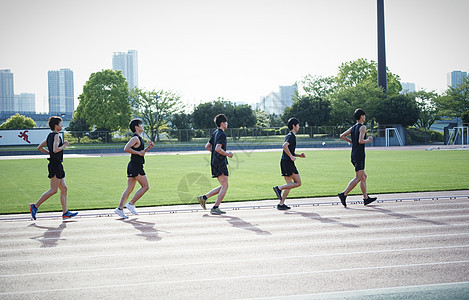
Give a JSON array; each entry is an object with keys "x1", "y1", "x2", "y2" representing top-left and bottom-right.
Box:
[
  {"x1": 335, "y1": 58, "x2": 402, "y2": 96},
  {"x1": 329, "y1": 81, "x2": 385, "y2": 126},
  {"x1": 373, "y1": 94, "x2": 420, "y2": 127},
  {"x1": 76, "y1": 70, "x2": 131, "y2": 131},
  {"x1": 282, "y1": 96, "x2": 332, "y2": 130},
  {"x1": 434, "y1": 76, "x2": 469, "y2": 118},
  {"x1": 300, "y1": 74, "x2": 337, "y2": 99},
  {"x1": 411, "y1": 90, "x2": 441, "y2": 130},
  {"x1": 130, "y1": 88, "x2": 183, "y2": 142}
]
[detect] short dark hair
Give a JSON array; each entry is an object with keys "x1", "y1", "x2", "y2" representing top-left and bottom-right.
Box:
[
  {"x1": 48, "y1": 116, "x2": 62, "y2": 130},
  {"x1": 129, "y1": 118, "x2": 142, "y2": 133},
  {"x1": 214, "y1": 114, "x2": 227, "y2": 127},
  {"x1": 287, "y1": 117, "x2": 300, "y2": 130},
  {"x1": 354, "y1": 108, "x2": 366, "y2": 121}
]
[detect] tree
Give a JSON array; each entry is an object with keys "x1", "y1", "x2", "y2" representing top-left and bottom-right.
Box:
[
  {"x1": 76, "y1": 69, "x2": 131, "y2": 131},
  {"x1": 192, "y1": 99, "x2": 255, "y2": 129},
  {"x1": 300, "y1": 74, "x2": 337, "y2": 99},
  {"x1": 411, "y1": 90, "x2": 441, "y2": 130},
  {"x1": 170, "y1": 112, "x2": 193, "y2": 141},
  {"x1": 434, "y1": 76, "x2": 469, "y2": 118},
  {"x1": 232, "y1": 104, "x2": 256, "y2": 128},
  {"x1": 254, "y1": 110, "x2": 270, "y2": 128},
  {"x1": 329, "y1": 81, "x2": 385, "y2": 126},
  {"x1": 283, "y1": 96, "x2": 331, "y2": 127},
  {"x1": 373, "y1": 94, "x2": 420, "y2": 127},
  {"x1": 0, "y1": 113, "x2": 36, "y2": 129},
  {"x1": 130, "y1": 88, "x2": 183, "y2": 142},
  {"x1": 335, "y1": 58, "x2": 402, "y2": 96},
  {"x1": 192, "y1": 99, "x2": 235, "y2": 129},
  {"x1": 66, "y1": 117, "x2": 90, "y2": 143}
]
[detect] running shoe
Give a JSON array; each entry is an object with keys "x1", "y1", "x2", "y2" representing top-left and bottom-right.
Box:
[
  {"x1": 197, "y1": 195, "x2": 207, "y2": 210},
  {"x1": 277, "y1": 204, "x2": 291, "y2": 210},
  {"x1": 62, "y1": 211, "x2": 78, "y2": 219},
  {"x1": 29, "y1": 203, "x2": 38, "y2": 220},
  {"x1": 114, "y1": 207, "x2": 129, "y2": 219},
  {"x1": 364, "y1": 196, "x2": 377, "y2": 206},
  {"x1": 338, "y1": 192, "x2": 347, "y2": 207},
  {"x1": 273, "y1": 186, "x2": 282, "y2": 200},
  {"x1": 125, "y1": 202, "x2": 139, "y2": 215},
  {"x1": 210, "y1": 207, "x2": 226, "y2": 215}
]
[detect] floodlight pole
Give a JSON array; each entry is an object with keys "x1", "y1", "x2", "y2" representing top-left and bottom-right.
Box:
[{"x1": 377, "y1": 0, "x2": 387, "y2": 93}]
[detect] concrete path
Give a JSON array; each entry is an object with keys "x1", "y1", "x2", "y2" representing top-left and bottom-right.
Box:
[{"x1": 1, "y1": 190, "x2": 468, "y2": 299}]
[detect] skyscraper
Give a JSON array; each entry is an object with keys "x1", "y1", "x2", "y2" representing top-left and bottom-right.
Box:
[
  {"x1": 401, "y1": 82, "x2": 416, "y2": 94},
  {"x1": 259, "y1": 83, "x2": 298, "y2": 115},
  {"x1": 447, "y1": 70, "x2": 468, "y2": 88},
  {"x1": 112, "y1": 50, "x2": 138, "y2": 89},
  {"x1": 0, "y1": 69, "x2": 15, "y2": 113},
  {"x1": 48, "y1": 68, "x2": 74, "y2": 116},
  {"x1": 14, "y1": 93, "x2": 35, "y2": 113}
]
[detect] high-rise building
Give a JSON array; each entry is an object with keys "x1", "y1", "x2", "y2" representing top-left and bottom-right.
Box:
[
  {"x1": 447, "y1": 70, "x2": 468, "y2": 88},
  {"x1": 48, "y1": 68, "x2": 74, "y2": 116},
  {"x1": 401, "y1": 82, "x2": 416, "y2": 94},
  {"x1": 14, "y1": 93, "x2": 35, "y2": 113},
  {"x1": 259, "y1": 83, "x2": 298, "y2": 115},
  {"x1": 0, "y1": 69, "x2": 15, "y2": 113},
  {"x1": 112, "y1": 50, "x2": 138, "y2": 89}
]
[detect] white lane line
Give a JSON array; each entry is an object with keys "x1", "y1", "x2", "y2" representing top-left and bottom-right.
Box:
[
  {"x1": 1, "y1": 260, "x2": 469, "y2": 295},
  {"x1": 1, "y1": 225, "x2": 468, "y2": 255},
  {"x1": 1, "y1": 244, "x2": 468, "y2": 278}
]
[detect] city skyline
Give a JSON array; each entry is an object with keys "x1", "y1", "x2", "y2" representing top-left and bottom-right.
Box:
[{"x1": 1, "y1": 0, "x2": 468, "y2": 113}]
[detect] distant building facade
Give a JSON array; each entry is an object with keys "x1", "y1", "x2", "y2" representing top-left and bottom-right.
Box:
[
  {"x1": 112, "y1": 50, "x2": 138, "y2": 89},
  {"x1": 0, "y1": 69, "x2": 15, "y2": 113},
  {"x1": 48, "y1": 68, "x2": 74, "y2": 116},
  {"x1": 257, "y1": 83, "x2": 298, "y2": 115},
  {"x1": 400, "y1": 82, "x2": 416, "y2": 94},
  {"x1": 447, "y1": 70, "x2": 468, "y2": 88},
  {"x1": 14, "y1": 93, "x2": 35, "y2": 113}
]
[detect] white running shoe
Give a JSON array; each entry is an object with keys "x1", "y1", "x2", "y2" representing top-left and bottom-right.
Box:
[
  {"x1": 114, "y1": 207, "x2": 128, "y2": 219},
  {"x1": 125, "y1": 202, "x2": 139, "y2": 215}
]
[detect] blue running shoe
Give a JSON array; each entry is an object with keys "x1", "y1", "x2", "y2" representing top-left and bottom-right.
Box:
[
  {"x1": 62, "y1": 211, "x2": 78, "y2": 219},
  {"x1": 29, "y1": 203, "x2": 38, "y2": 220}
]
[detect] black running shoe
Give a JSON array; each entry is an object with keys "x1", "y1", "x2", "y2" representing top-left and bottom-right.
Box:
[
  {"x1": 273, "y1": 186, "x2": 282, "y2": 200},
  {"x1": 364, "y1": 196, "x2": 377, "y2": 206},
  {"x1": 338, "y1": 193, "x2": 347, "y2": 207},
  {"x1": 277, "y1": 204, "x2": 291, "y2": 210}
]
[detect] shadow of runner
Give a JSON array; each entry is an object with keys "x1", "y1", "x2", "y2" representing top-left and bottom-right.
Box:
[
  {"x1": 203, "y1": 214, "x2": 271, "y2": 235},
  {"x1": 28, "y1": 220, "x2": 76, "y2": 248},
  {"x1": 284, "y1": 210, "x2": 360, "y2": 228},
  {"x1": 122, "y1": 218, "x2": 163, "y2": 241}
]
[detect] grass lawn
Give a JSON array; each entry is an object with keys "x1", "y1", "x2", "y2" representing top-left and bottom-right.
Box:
[{"x1": 1, "y1": 149, "x2": 468, "y2": 214}]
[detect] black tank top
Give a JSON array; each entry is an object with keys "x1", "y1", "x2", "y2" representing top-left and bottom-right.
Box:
[
  {"x1": 351, "y1": 123, "x2": 365, "y2": 160},
  {"x1": 47, "y1": 132, "x2": 63, "y2": 163},
  {"x1": 130, "y1": 134, "x2": 145, "y2": 164}
]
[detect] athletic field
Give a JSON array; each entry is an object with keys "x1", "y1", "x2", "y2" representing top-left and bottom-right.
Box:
[
  {"x1": 0, "y1": 190, "x2": 468, "y2": 299},
  {"x1": 0, "y1": 147, "x2": 468, "y2": 214}
]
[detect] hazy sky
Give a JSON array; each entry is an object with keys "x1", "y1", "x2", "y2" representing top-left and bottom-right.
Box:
[{"x1": 1, "y1": 0, "x2": 468, "y2": 113}]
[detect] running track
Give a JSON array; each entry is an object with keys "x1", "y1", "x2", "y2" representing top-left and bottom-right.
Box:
[{"x1": 1, "y1": 190, "x2": 468, "y2": 299}]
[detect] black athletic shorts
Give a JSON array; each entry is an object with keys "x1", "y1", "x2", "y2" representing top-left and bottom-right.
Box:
[
  {"x1": 127, "y1": 161, "x2": 145, "y2": 177},
  {"x1": 211, "y1": 163, "x2": 229, "y2": 178},
  {"x1": 351, "y1": 158, "x2": 365, "y2": 172},
  {"x1": 281, "y1": 159, "x2": 298, "y2": 177},
  {"x1": 48, "y1": 162, "x2": 65, "y2": 179}
]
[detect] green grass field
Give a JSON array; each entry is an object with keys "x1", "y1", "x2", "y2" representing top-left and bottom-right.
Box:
[{"x1": 1, "y1": 149, "x2": 468, "y2": 214}]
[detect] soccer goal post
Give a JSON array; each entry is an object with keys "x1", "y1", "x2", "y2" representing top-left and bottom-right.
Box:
[
  {"x1": 385, "y1": 128, "x2": 404, "y2": 147},
  {"x1": 447, "y1": 127, "x2": 469, "y2": 146}
]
